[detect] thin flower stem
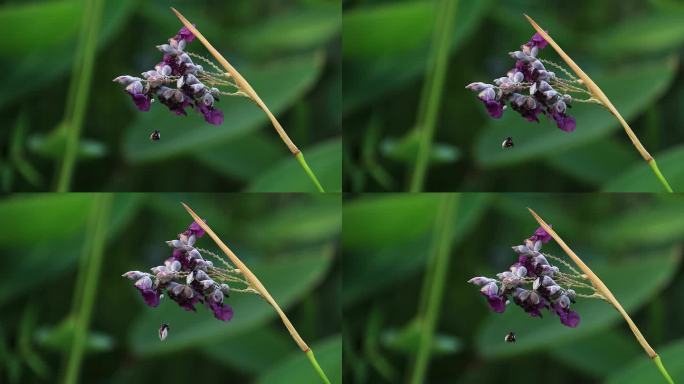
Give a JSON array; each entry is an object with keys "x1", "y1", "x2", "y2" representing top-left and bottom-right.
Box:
[
  {"x1": 181, "y1": 203, "x2": 331, "y2": 383},
  {"x1": 63, "y1": 193, "x2": 112, "y2": 384},
  {"x1": 171, "y1": 8, "x2": 325, "y2": 192},
  {"x1": 409, "y1": 194, "x2": 459, "y2": 384},
  {"x1": 55, "y1": 0, "x2": 104, "y2": 192},
  {"x1": 524, "y1": 15, "x2": 674, "y2": 193},
  {"x1": 409, "y1": 0, "x2": 458, "y2": 192},
  {"x1": 306, "y1": 350, "x2": 332, "y2": 384},
  {"x1": 528, "y1": 208, "x2": 676, "y2": 384}
]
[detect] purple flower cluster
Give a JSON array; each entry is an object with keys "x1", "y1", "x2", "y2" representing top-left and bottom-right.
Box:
[
  {"x1": 113, "y1": 26, "x2": 224, "y2": 125},
  {"x1": 122, "y1": 220, "x2": 234, "y2": 322},
  {"x1": 465, "y1": 33, "x2": 576, "y2": 132},
  {"x1": 468, "y1": 226, "x2": 580, "y2": 328}
]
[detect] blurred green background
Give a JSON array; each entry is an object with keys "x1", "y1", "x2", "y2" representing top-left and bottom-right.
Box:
[
  {"x1": 0, "y1": 193, "x2": 341, "y2": 383},
  {"x1": 0, "y1": 0, "x2": 341, "y2": 192},
  {"x1": 343, "y1": 193, "x2": 684, "y2": 383},
  {"x1": 343, "y1": 0, "x2": 684, "y2": 192}
]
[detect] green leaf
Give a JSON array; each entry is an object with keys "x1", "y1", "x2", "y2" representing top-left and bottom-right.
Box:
[
  {"x1": 343, "y1": 194, "x2": 491, "y2": 305},
  {"x1": 343, "y1": 2, "x2": 435, "y2": 59},
  {"x1": 588, "y1": 12, "x2": 684, "y2": 57},
  {"x1": 0, "y1": 1, "x2": 80, "y2": 56},
  {"x1": 247, "y1": 138, "x2": 342, "y2": 192},
  {"x1": 35, "y1": 316, "x2": 114, "y2": 353},
  {"x1": 128, "y1": 246, "x2": 333, "y2": 356},
  {"x1": 545, "y1": 139, "x2": 635, "y2": 186},
  {"x1": 235, "y1": 4, "x2": 340, "y2": 55},
  {"x1": 476, "y1": 247, "x2": 681, "y2": 358},
  {"x1": 594, "y1": 198, "x2": 684, "y2": 248},
  {"x1": 606, "y1": 338, "x2": 684, "y2": 384},
  {"x1": 474, "y1": 59, "x2": 677, "y2": 169},
  {"x1": 603, "y1": 145, "x2": 684, "y2": 192},
  {"x1": 193, "y1": 133, "x2": 284, "y2": 181},
  {"x1": 122, "y1": 54, "x2": 324, "y2": 163},
  {"x1": 0, "y1": 194, "x2": 92, "y2": 246},
  {"x1": 257, "y1": 336, "x2": 342, "y2": 384},
  {"x1": 203, "y1": 328, "x2": 292, "y2": 374},
  {"x1": 381, "y1": 130, "x2": 461, "y2": 165},
  {"x1": 342, "y1": 195, "x2": 440, "y2": 251},
  {"x1": 548, "y1": 330, "x2": 640, "y2": 378},
  {"x1": 381, "y1": 319, "x2": 462, "y2": 357},
  {"x1": 342, "y1": 0, "x2": 490, "y2": 114},
  {"x1": 0, "y1": 0, "x2": 133, "y2": 108}
]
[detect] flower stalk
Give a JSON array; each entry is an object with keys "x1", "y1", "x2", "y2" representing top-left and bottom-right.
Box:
[
  {"x1": 171, "y1": 8, "x2": 325, "y2": 192},
  {"x1": 524, "y1": 15, "x2": 674, "y2": 193},
  {"x1": 528, "y1": 208, "x2": 675, "y2": 384},
  {"x1": 181, "y1": 203, "x2": 331, "y2": 384}
]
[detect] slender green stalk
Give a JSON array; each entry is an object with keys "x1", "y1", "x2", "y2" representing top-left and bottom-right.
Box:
[
  {"x1": 63, "y1": 194, "x2": 113, "y2": 384},
  {"x1": 649, "y1": 160, "x2": 673, "y2": 192},
  {"x1": 409, "y1": 0, "x2": 458, "y2": 192},
  {"x1": 409, "y1": 194, "x2": 459, "y2": 384},
  {"x1": 56, "y1": 0, "x2": 104, "y2": 192},
  {"x1": 296, "y1": 153, "x2": 325, "y2": 192},
  {"x1": 654, "y1": 355, "x2": 675, "y2": 384},
  {"x1": 306, "y1": 350, "x2": 331, "y2": 384}
]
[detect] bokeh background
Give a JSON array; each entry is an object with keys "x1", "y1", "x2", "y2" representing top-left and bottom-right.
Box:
[
  {"x1": 0, "y1": 0, "x2": 341, "y2": 192},
  {"x1": 343, "y1": 0, "x2": 684, "y2": 192},
  {"x1": 343, "y1": 193, "x2": 684, "y2": 383},
  {"x1": 0, "y1": 193, "x2": 341, "y2": 383}
]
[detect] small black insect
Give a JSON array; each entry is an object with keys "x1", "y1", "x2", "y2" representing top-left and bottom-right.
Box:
[
  {"x1": 159, "y1": 323, "x2": 169, "y2": 341},
  {"x1": 504, "y1": 331, "x2": 516, "y2": 343},
  {"x1": 150, "y1": 130, "x2": 161, "y2": 141},
  {"x1": 502, "y1": 137, "x2": 514, "y2": 149}
]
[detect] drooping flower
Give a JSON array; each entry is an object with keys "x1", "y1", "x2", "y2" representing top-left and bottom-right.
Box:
[
  {"x1": 529, "y1": 226, "x2": 552, "y2": 243},
  {"x1": 466, "y1": 32, "x2": 578, "y2": 132}
]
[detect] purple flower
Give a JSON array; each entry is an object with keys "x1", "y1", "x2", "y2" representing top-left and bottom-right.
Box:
[
  {"x1": 529, "y1": 226, "x2": 552, "y2": 243},
  {"x1": 188, "y1": 221, "x2": 206, "y2": 238},
  {"x1": 198, "y1": 103, "x2": 224, "y2": 125},
  {"x1": 207, "y1": 300, "x2": 234, "y2": 321},
  {"x1": 526, "y1": 32, "x2": 548, "y2": 49},
  {"x1": 553, "y1": 303, "x2": 580, "y2": 327},
  {"x1": 483, "y1": 293, "x2": 507, "y2": 313},
  {"x1": 175, "y1": 25, "x2": 196, "y2": 42},
  {"x1": 134, "y1": 276, "x2": 161, "y2": 307},
  {"x1": 128, "y1": 91, "x2": 152, "y2": 112},
  {"x1": 552, "y1": 111, "x2": 576, "y2": 132},
  {"x1": 482, "y1": 99, "x2": 504, "y2": 118}
]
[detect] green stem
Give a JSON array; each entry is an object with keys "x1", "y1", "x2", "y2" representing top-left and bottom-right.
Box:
[
  {"x1": 56, "y1": 0, "x2": 104, "y2": 192},
  {"x1": 63, "y1": 194, "x2": 113, "y2": 384},
  {"x1": 648, "y1": 159, "x2": 673, "y2": 193},
  {"x1": 653, "y1": 355, "x2": 675, "y2": 384},
  {"x1": 409, "y1": 0, "x2": 458, "y2": 192},
  {"x1": 409, "y1": 194, "x2": 459, "y2": 384},
  {"x1": 296, "y1": 152, "x2": 325, "y2": 192},
  {"x1": 306, "y1": 349, "x2": 331, "y2": 384}
]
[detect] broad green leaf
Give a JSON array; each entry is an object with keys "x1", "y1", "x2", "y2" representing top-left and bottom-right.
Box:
[
  {"x1": 236, "y1": 4, "x2": 340, "y2": 55},
  {"x1": 381, "y1": 319, "x2": 462, "y2": 356},
  {"x1": 193, "y1": 132, "x2": 284, "y2": 181},
  {"x1": 0, "y1": 1, "x2": 80, "y2": 55},
  {"x1": 343, "y1": 2, "x2": 434, "y2": 59},
  {"x1": 0, "y1": 194, "x2": 92, "y2": 246},
  {"x1": 28, "y1": 122, "x2": 108, "y2": 159},
  {"x1": 342, "y1": 0, "x2": 490, "y2": 114},
  {"x1": 129, "y1": 247, "x2": 333, "y2": 356},
  {"x1": 247, "y1": 138, "x2": 342, "y2": 192},
  {"x1": 381, "y1": 130, "x2": 461, "y2": 164},
  {"x1": 343, "y1": 194, "x2": 491, "y2": 305},
  {"x1": 545, "y1": 139, "x2": 635, "y2": 186},
  {"x1": 548, "y1": 330, "x2": 640, "y2": 378},
  {"x1": 588, "y1": 12, "x2": 684, "y2": 57},
  {"x1": 606, "y1": 338, "x2": 684, "y2": 384},
  {"x1": 342, "y1": 195, "x2": 440, "y2": 251},
  {"x1": 123, "y1": 54, "x2": 324, "y2": 163},
  {"x1": 594, "y1": 198, "x2": 684, "y2": 248},
  {"x1": 257, "y1": 336, "x2": 342, "y2": 384},
  {"x1": 0, "y1": 0, "x2": 133, "y2": 108},
  {"x1": 203, "y1": 327, "x2": 292, "y2": 374},
  {"x1": 603, "y1": 145, "x2": 684, "y2": 192},
  {"x1": 243, "y1": 195, "x2": 341, "y2": 248},
  {"x1": 474, "y1": 59, "x2": 677, "y2": 168},
  {"x1": 476, "y1": 247, "x2": 681, "y2": 358},
  {"x1": 36, "y1": 316, "x2": 114, "y2": 353}
]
